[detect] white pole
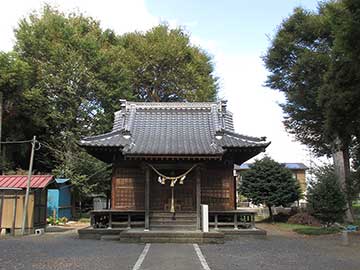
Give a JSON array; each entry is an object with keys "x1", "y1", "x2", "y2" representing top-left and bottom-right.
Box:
[{"x1": 21, "y1": 136, "x2": 36, "y2": 235}]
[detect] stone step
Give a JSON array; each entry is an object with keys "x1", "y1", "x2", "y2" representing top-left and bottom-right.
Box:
[
  {"x1": 150, "y1": 220, "x2": 196, "y2": 225},
  {"x1": 150, "y1": 212, "x2": 197, "y2": 218},
  {"x1": 100, "y1": 235, "x2": 120, "y2": 241},
  {"x1": 118, "y1": 230, "x2": 225, "y2": 244},
  {"x1": 129, "y1": 237, "x2": 224, "y2": 244},
  {"x1": 120, "y1": 230, "x2": 223, "y2": 238},
  {"x1": 150, "y1": 217, "x2": 196, "y2": 223},
  {"x1": 150, "y1": 224, "x2": 197, "y2": 230}
]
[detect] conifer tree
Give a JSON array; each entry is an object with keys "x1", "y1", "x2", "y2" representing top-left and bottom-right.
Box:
[
  {"x1": 240, "y1": 157, "x2": 301, "y2": 222},
  {"x1": 307, "y1": 165, "x2": 347, "y2": 225}
]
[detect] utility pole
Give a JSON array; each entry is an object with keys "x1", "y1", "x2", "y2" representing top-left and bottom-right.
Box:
[{"x1": 21, "y1": 136, "x2": 36, "y2": 235}]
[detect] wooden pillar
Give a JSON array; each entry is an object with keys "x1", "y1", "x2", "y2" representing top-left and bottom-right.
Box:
[
  {"x1": 108, "y1": 212, "x2": 112, "y2": 229},
  {"x1": 196, "y1": 167, "x2": 201, "y2": 230},
  {"x1": 90, "y1": 212, "x2": 95, "y2": 227},
  {"x1": 145, "y1": 166, "x2": 150, "y2": 230},
  {"x1": 214, "y1": 214, "x2": 218, "y2": 230},
  {"x1": 0, "y1": 191, "x2": 4, "y2": 232},
  {"x1": 127, "y1": 214, "x2": 131, "y2": 229},
  {"x1": 251, "y1": 213, "x2": 255, "y2": 229},
  {"x1": 12, "y1": 192, "x2": 18, "y2": 236},
  {"x1": 234, "y1": 213, "x2": 238, "y2": 230}
]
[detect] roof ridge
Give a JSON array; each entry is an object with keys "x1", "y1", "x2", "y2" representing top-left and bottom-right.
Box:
[
  {"x1": 80, "y1": 130, "x2": 122, "y2": 142},
  {"x1": 0, "y1": 175, "x2": 53, "y2": 177},
  {"x1": 222, "y1": 130, "x2": 266, "y2": 142},
  {"x1": 126, "y1": 101, "x2": 218, "y2": 108}
]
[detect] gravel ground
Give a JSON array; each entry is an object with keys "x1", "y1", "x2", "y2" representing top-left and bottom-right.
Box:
[
  {"x1": 200, "y1": 234, "x2": 360, "y2": 270},
  {"x1": 0, "y1": 230, "x2": 144, "y2": 270},
  {"x1": 1, "y1": 228, "x2": 359, "y2": 270}
]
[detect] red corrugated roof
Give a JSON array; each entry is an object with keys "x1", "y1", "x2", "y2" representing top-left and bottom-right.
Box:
[{"x1": 0, "y1": 175, "x2": 54, "y2": 189}]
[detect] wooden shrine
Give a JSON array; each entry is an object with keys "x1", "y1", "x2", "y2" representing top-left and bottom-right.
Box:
[{"x1": 79, "y1": 100, "x2": 269, "y2": 232}]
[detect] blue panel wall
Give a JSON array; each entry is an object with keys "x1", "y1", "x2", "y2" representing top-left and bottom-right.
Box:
[
  {"x1": 47, "y1": 189, "x2": 59, "y2": 217},
  {"x1": 47, "y1": 186, "x2": 72, "y2": 219}
]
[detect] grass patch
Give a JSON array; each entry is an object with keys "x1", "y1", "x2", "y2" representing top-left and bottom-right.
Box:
[
  {"x1": 293, "y1": 227, "x2": 341, "y2": 235},
  {"x1": 277, "y1": 223, "x2": 316, "y2": 230},
  {"x1": 275, "y1": 222, "x2": 341, "y2": 235}
]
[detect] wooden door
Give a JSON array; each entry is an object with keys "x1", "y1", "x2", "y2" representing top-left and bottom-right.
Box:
[{"x1": 150, "y1": 170, "x2": 195, "y2": 212}]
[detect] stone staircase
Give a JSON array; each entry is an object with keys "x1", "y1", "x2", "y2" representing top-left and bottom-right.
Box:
[{"x1": 149, "y1": 211, "x2": 197, "y2": 231}]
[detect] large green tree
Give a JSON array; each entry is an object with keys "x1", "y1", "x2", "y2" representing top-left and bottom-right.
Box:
[
  {"x1": 0, "y1": 5, "x2": 218, "y2": 199},
  {"x1": 263, "y1": 1, "x2": 360, "y2": 222},
  {"x1": 0, "y1": 52, "x2": 32, "y2": 170},
  {"x1": 240, "y1": 157, "x2": 301, "y2": 221},
  {"x1": 119, "y1": 24, "x2": 218, "y2": 102}
]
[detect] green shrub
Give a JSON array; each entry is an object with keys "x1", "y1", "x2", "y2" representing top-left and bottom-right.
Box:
[
  {"x1": 59, "y1": 216, "x2": 68, "y2": 224},
  {"x1": 307, "y1": 166, "x2": 347, "y2": 225},
  {"x1": 293, "y1": 227, "x2": 341, "y2": 235},
  {"x1": 47, "y1": 216, "x2": 59, "y2": 225}
]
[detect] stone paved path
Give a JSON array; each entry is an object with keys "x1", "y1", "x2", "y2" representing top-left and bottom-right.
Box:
[{"x1": 139, "y1": 244, "x2": 203, "y2": 270}]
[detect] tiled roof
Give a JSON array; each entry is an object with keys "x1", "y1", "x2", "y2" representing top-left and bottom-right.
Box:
[
  {"x1": 80, "y1": 100, "x2": 269, "y2": 156},
  {"x1": 0, "y1": 175, "x2": 54, "y2": 189},
  {"x1": 235, "y1": 163, "x2": 308, "y2": 170}
]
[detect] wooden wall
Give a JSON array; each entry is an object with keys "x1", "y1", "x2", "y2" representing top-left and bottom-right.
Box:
[
  {"x1": 111, "y1": 161, "x2": 236, "y2": 211},
  {"x1": 112, "y1": 164, "x2": 145, "y2": 210},
  {"x1": 0, "y1": 191, "x2": 34, "y2": 231},
  {"x1": 201, "y1": 164, "x2": 235, "y2": 211},
  {"x1": 33, "y1": 190, "x2": 47, "y2": 227}
]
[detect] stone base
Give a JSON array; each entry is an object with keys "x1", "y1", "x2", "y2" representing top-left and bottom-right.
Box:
[
  {"x1": 119, "y1": 230, "x2": 224, "y2": 244},
  {"x1": 78, "y1": 226, "x2": 267, "y2": 243}
]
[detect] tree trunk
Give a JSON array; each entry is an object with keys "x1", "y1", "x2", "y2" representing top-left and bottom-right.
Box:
[
  {"x1": 268, "y1": 205, "x2": 274, "y2": 223},
  {"x1": 332, "y1": 137, "x2": 354, "y2": 223}
]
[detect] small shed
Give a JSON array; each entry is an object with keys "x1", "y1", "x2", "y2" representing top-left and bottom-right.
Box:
[
  {"x1": 47, "y1": 178, "x2": 72, "y2": 219},
  {"x1": 0, "y1": 175, "x2": 54, "y2": 235}
]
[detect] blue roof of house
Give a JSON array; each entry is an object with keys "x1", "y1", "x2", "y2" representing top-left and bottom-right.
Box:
[
  {"x1": 235, "y1": 163, "x2": 308, "y2": 170},
  {"x1": 55, "y1": 178, "x2": 70, "y2": 184}
]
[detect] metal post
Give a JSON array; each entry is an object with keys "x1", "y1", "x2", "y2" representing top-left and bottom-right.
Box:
[
  {"x1": 145, "y1": 166, "x2": 150, "y2": 230},
  {"x1": 21, "y1": 136, "x2": 36, "y2": 235},
  {"x1": 196, "y1": 167, "x2": 201, "y2": 230}
]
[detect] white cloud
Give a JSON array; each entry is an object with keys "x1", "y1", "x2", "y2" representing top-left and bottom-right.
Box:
[
  {"x1": 220, "y1": 53, "x2": 310, "y2": 164},
  {"x1": 0, "y1": 0, "x2": 158, "y2": 51}
]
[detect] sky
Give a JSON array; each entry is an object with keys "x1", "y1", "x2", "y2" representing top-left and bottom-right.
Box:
[{"x1": 0, "y1": 0, "x2": 324, "y2": 165}]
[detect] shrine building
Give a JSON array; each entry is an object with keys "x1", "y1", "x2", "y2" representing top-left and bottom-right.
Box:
[{"x1": 78, "y1": 100, "x2": 270, "y2": 241}]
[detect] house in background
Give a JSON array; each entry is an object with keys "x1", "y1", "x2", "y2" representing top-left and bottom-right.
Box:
[
  {"x1": 47, "y1": 178, "x2": 73, "y2": 220},
  {"x1": 235, "y1": 163, "x2": 308, "y2": 207},
  {"x1": 0, "y1": 175, "x2": 54, "y2": 235}
]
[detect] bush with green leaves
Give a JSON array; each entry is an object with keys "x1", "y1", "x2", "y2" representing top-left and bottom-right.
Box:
[{"x1": 307, "y1": 165, "x2": 347, "y2": 225}]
